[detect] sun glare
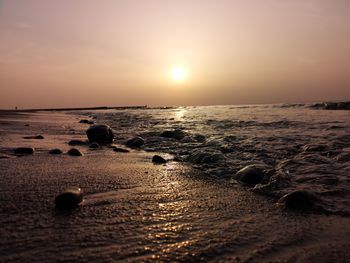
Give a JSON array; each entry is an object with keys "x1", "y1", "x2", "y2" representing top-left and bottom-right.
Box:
[{"x1": 171, "y1": 67, "x2": 186, "y2": 82}]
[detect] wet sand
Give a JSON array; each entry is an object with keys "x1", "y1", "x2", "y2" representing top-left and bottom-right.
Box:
[{"x1": 1, "y1": 111, "x2": 350, "y2": 262}]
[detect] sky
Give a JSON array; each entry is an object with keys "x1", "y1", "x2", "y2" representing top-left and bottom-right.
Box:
[{"x1": 0, "y1": 0, "x2": 350, "y2": 109}]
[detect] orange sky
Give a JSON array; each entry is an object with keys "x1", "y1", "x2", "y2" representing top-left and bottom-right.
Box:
[{"x1": 1, "y1": 0, "x2": 350, "y2": 109}]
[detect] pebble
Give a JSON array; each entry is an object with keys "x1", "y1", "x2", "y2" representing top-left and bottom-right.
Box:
[
  {"x1": 152, "y1": 155, "x2": 167, "y2": 164},
  {"x1": 126, "y1": 136, "x2": 145, "y2": 148},
  {"x1": 14, "y1": 147, "x2": 34, "y2": 155},
  {"x1": 49, "y1": 149, "x2": 63, "y2": 155},
  {"x1": 86, "y1": 124, "x2": 114, "y2": 144},
  {"x1": 67, "y1": 148, "x2": 83, "y2": 156},
  {"x1": 55, "y1": 187, "x2": 83, "y2": 209},
  {"x1": 235, "y1": 165, "x2": 264, "y2": 186},
  {"x1": 277, "y1": 190, "x2": 319, "y2": 210},
  {"x1": 23, "y1": 135, "x2": 44, "y2": 139}
]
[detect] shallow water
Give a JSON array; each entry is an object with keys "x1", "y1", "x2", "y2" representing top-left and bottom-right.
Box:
[
  {"x1": 83, "y1": 105, "x2": 350, "y2": 215},
  {"x1": 1, "y1": 109, "x2": 350, "y2": 262}
]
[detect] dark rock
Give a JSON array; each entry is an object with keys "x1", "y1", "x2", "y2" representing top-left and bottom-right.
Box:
[
  {"x1": 24, "y1": 124, "x2": 30, "y2": 127},
  {"x1": 160, "y1": 129, "x2": 186, "y2": 140},
  {"x1": 49, "y1": 149, "x2": 63, "y2": 155},
  {"x1": 113, "y1": 147, "x2": 130, "y2": 153},
  {"x1": 67, "y1": 148, "x2": 83, "y2": 156},
  {"x1": 126, "y1": 136, "x2": 145, "y2": 148},
  {"x1": 89, "y1": 142, "x2": 100, "y2": 149},
  {"x1": 235, "y1": 165, "x2": 264, "y2": 186},
  {"x1": 152, "y1": 155, "x2": 167, "y2": 164},
  {"x1": 14, "y1": 147, "x2": 34, "y2": 155},
  {"x1": 87, "y1": 120, "x2": 95, "y2": 125},
  {"x1": 23, "y1": 135, "x2": 44, "y2": 139},
  {"x1": 79, "y1": 119, "x2": 90, "y2": 124},
  {"x1": 277, "y1": 190, "x2": 319, "y2": 210},
  {"x1": 86, "y1": 124, "x2": 114, "y2": 144},
  {"x1": 0, "y1": 154, "x2": 12, "y2": 159},
  {"x1": 68, "y1": 140, "x2": 87, "y2": 146},
  {"x1": 55, "y1": 187, "x2": 83, "y2": 209}
]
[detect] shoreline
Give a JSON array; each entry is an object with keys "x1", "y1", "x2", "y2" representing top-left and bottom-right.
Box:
[{"x1": 1, "y1": 110, "x2": 350, "y2": 262}]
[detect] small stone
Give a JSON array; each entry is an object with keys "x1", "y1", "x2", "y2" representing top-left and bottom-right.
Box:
[
  {"x1": 160, "y1": 129, "x2": 186, "y2": 140},
  {"x1": 87, "y1": 120, "x2": 94, "y2": 125},
  {"x1": 152, "y1": 155, "x2": 167, "y2": 164},
  {"x1": 67, "y1": 148, "x2": 83, "y2": 156},
  {"x1": 14, "y1": 147, "x2": 34, "y2": 155},
  {"x1": 113, "y1": 147, "x2": 130, "y2": 153},
  {"x1": 89, "y1": 142, "x2": 100, "y2": 149},
  {"x1": 23, "y1": 135, "x2": 44, "y2": 139},
  {"x1": 0, "y1": 154, "x2": 12, "y2": 159},
  {"x1": 277, "y1": 190, "x2": 319, "y2": 210},
  {"x1": 79, "y1": 119, "x2": 90, "y2": 124},
  {"x1": 86, "y1": 124, "x2": 114, "y2": 144},
  {"x1": 235, "y1": 165, "x2": 264, "y2": 186},
  {"x1": 126, "y1": 136, "x2": 145, "y2": 148},
  {"x1": 55, "y1": 187, "x2": 83, "y2": 209},
  {"x1": 49, "y1": 149, "x2": 63, "y2": 155},
  {"x1": 68, "y1": 140, "x2": 87, "y2": 146}
]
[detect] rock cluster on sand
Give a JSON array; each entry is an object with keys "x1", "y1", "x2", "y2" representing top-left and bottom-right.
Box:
[
  {"x1": 68, "y1": 139, "x2": 87, "y2": 146},
  {"x1": 235, "y1": 165, "x2": 265, "y2": 186},
  {"x1": 49, "y1": 149, "x2": 63, "y2": 155},
  {"x1": 14, "y1": 147, "x2": 35, "y2": 155},
  {"x1": 55, "y1": 187, "x2": 83, "y2": 209},
  {"x1": 160, "y1": 129, "x2": 186, "y2": 140},
  {"x1": 23, "y1": 135, "x2": 44, "y2": 139},
  {"x1": 67, "y1": 148, "x2": 83, "y2": 156},
  {"x1": 86, "y1": 124, "x2": 114, "y2": 144},
  {"x1": 152, "y1": 155, "x2": 167, "y2": 164},
  {"x1": 277, "y1": 190, "x2": 319, "y2": 210},
  {"x1": 126, "y1": 136, "x2": 145, "y2": 148}
]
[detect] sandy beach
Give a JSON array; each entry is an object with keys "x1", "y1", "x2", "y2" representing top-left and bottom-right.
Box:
[{"x1": 0, "y1": 110, "x2": 349, "y2": 262}]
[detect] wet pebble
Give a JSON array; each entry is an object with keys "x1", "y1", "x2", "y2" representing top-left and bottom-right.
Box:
[
  {"x1": 126, "y1": 136, "x2": 145, "y2": 148},
  {"x1": 160, "y1": 129, "x2": 186, "y2": 140},
  {"x1": 14, "y1": 147, "x2": 34, "y2": 155},
  {"x1": 23, "y1": 135, "x2": 44, "y2": 139},
  {"x1": 0, "y1": 154, "x2": 12, "y2": 159},
  {"x1": 235, "y1": 165, "x2": 264, "y2": 186},
  {"x1": 86, "y1": 124, "x2": 114, "y2": 144},
  {"x1": 67, "y1": 148, "x2": 83, "y2": 156},
  {"x1": 152, "y1": 155, "x2": 167, "y2": 164},
  {"x1": 277, "y1": 190, "x2": 319, "y2": 210},
  {"x1": 49, "y1": 149, "x2": 63, "y2": 155},
  {"x1": 55, "y1": 187, "x2": 83, "y2": 209}
]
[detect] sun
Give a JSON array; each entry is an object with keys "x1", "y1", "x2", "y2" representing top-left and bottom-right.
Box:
[{"x1": 171, "y1": 67, "x2": 186, "y2": 82}]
